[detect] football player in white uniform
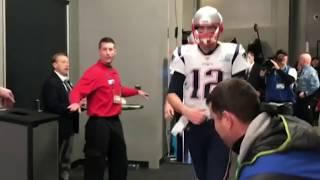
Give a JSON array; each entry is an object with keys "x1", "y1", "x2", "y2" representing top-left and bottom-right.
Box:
[{"x1": 167, "y1": 6, "x2": 249, "y2": 180}]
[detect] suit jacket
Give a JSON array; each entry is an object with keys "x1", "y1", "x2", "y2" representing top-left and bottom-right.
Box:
[{"x1": 41, "y1": 72, "x2": 79, "y2": 140}]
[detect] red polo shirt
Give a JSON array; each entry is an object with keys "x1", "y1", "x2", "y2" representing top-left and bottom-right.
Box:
[{"x1": 70, "y1": 60, "x2": 138, "y2": 117}]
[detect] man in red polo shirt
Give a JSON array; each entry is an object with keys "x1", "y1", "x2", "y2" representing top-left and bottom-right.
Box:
[{"x1": 68, "y1": 37, "x2": 148, "y2": 180}]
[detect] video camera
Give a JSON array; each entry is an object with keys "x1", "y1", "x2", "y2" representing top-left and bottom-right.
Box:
[
  {"x1": 261, "y1": 59, "x2": 275, "y2": 71},
  {"x1": 262, "y1": 51, "x2": 287, "y2": 71}
]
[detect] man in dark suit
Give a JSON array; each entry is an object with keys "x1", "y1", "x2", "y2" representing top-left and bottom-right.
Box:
[
  {"x1": 246, "y1": 42, "x2": 265, "y2": 99},
  {"x1": 41, "y1": 52, "x2": 79, "y2": 180}
]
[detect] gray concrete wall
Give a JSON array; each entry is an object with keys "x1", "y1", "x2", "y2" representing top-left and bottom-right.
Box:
[
  {"x1": 182, "y1": 0, "x2": 197, "y2": 31},
  {"x1": 289, "y1": 0, "x2": 307, "y2": 63},
  {"x1": 76, "y1": 0, "x2": 171, "y2": 168},
  {"x1": 68, "y1": 0, "x2": 80, "y2": 83},
  {"x1": 168, "y1": 0, "x2": 183, "y2": 54},
  {"x1": 68, "y1": 0, "x2": 86, "y2": 163},
  {"x1": 289, "y1": 0, "x2": 320, "y2": 63},
  {"x1": 306, "y1": 0, "x2": 320, "y2": 57}
]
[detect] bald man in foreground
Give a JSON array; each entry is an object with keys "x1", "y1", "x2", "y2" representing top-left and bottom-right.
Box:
[{"x1": 294, "y1": 53, "x2": 320, "y2": 124}]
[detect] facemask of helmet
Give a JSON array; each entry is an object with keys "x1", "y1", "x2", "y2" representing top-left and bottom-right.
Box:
[{"x1": 192, "y1": 6, "x2": 223, "y2": 49}]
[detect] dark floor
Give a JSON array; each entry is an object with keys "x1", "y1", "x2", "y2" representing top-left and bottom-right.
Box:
[{"x1": 70, "y1": 162, "x2": 196, "y2": 180}]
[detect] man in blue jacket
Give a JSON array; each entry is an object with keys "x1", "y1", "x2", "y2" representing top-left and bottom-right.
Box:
[
  {"x1": 262, "y1": 50, "x2": 297, "y2": 105},
  {"x1": 206, "y1": 78, "x2": 320, "y2": 180}
]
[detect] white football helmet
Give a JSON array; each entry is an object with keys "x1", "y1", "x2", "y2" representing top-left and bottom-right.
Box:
[{"x1": 192, "y1": 6, "x2": 223, "y2": 48}]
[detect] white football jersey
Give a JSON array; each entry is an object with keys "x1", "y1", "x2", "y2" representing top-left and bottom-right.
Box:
[{"x1": 170, "y1": 42, "x2": 249, "y2": 114}]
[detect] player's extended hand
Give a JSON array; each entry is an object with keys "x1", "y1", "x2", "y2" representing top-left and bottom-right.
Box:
[
  {"x1": 0, "y1": 87, "x2": 15, "y2": 108},
  {"x1": 164, "y1": 102, "x2": 175, "y2": 120},
  {"x1": 182, "y1": 106, "x2": 207, "y2": 125},
  {"x1": 2, "y1": 98, "x2": 14, "y2": 108},
  {"x1": 299, "y1": 91, "x2": 305, "y2": 98},
  {"x1": 138, "y1": 90, "x2": 149, "y2": 100},
  {"x1": 68, "y1": 103, "x2": 81, "y2": 112}
]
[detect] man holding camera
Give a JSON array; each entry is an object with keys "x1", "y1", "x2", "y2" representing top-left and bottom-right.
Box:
[{"x1": 260, "y1": 50, "x2": 297, "y2": 114}]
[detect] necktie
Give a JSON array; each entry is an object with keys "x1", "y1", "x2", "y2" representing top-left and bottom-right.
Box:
[{"x1": 64, "y1": 80, "x2": 72, "y2": 92}]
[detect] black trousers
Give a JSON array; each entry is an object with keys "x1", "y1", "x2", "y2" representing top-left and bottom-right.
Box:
[
  {"x1": 294, "y1": 96, "x2": 318, "y2": 125},
  {"x1": 84, "y1": 116, "x2": 127, "y2": 180},
  {"x1": 185, "y1": 120, "x2": 230, "y2": 180}
]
